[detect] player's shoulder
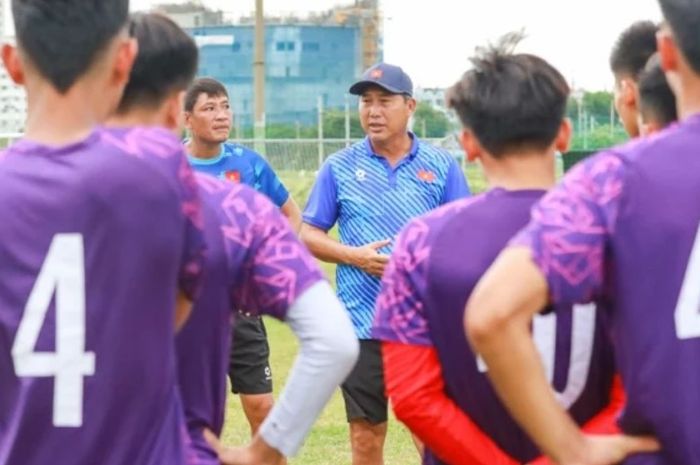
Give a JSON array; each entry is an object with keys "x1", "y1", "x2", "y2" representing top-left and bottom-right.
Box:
[
  {"x1": 582, "y1": 119, "x2": 698, "y2": 176},
  {"x1": 325, "y1": 140, "x2": 366, "y2": 166},
  {"x1": 195, "y1": 171, "x2": 254, "y2": 200},
  {"x1": 196, "y1": 172, "x2": 275, "y2": 220},
  {"x1": 416, "y1": 138, "x2": 456, "y2": 165},
  {"x1": 400, "y1": 195, "x2": 485, "y2": 247},
  {"x1": 223, "y1": 141, "x2": 264, "y2": 161},
  {"x1": 98, "y1": 125, "x2": 182, "y2": 159}
]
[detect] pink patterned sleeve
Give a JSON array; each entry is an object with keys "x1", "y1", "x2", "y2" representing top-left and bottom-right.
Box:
[
  {"x1": 512, "y1": 151, "x2": 627, "y2": 304},
  {"x1": 219, "y1": 184, "x2": 325, "y2": 320},
  {"x1": 372, "y1": 218, "x2": 433, "y2": 346},
  {"x1": 101, "y1": 127, "x2": 205, "y2": 299}
]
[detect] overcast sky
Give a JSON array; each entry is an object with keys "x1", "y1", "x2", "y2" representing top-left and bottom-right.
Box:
[{"x1": 4, "y1": 0, "x2": 665, "y2": 91}]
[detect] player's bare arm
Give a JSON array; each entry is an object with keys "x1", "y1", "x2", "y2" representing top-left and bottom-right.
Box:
[
  {"x1": 300, "y1": 223, "x2": 390, "y2": 277},
  {"x1": 205, "y1": 429, "x2": 284, "y2": 465},
  {"x1": 466, "y1": 247, "x2": 659, "y2": 465},
  {"x1": 279, "y1": 197, "x2": 303, "y2": 233},
  {"x1": 174, "y1": 291, "x2": 193, "y2": 331}
]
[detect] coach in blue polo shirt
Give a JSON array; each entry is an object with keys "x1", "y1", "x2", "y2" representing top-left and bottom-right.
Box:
[{"x1": 301, "y1": 63, "x2": 470, "y2": 465}]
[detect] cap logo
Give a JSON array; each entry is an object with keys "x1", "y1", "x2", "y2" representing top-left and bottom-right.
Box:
[{"x1": 370, "y1": 69, "x2": 383, "y2": 79}]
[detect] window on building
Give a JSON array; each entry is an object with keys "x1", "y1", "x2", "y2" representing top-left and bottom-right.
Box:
[
  {"x1": 286, "y1": 66, "x2": 291, "y2": 77},
  {"x1": 302, "y1": 42, "x2": 320, "y2": 52},
  {"x1": 276, "y1": 41, "x2": 286, "y2": 51},
  {"x1": 232, "y1": 42, "x2": 241, "y2": 52},
  {"x1": 286, "y1": 41, "x2": 295, "y2": 51},
  {"x1": 194, "y1": 15, "x2": 200, "y2": 27}
]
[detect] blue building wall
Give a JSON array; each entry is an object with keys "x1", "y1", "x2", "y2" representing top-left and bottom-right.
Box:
[{"x1": 190, "y1": 24, "x2": 366, "y2": 126}]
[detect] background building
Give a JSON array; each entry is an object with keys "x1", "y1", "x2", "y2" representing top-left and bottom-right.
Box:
[{"x1": 158, "y1": 0, "x2": 382, "y2": 128}]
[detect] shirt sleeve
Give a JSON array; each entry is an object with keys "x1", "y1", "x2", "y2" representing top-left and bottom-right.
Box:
[
  {"x1": 511, "y1": 151, "x2": 627, "y2": 305},
  {"x1": 383, "y1": 342, "x2": 519, "y2": 465},
  {"x1": 442, "y1": 157, "x2": 471, "y2": 204},
  {"x1": 221, "y1": 185, "x2": 325, "y2": 319},
  {"x1": 372, "y1": 218, "x2": 432, "y2": 346},
  {"x1": 103, "y1": 127, "x2": 206, "y2": 300},
  {"x1": 302, "y1": 161, "x2": 339, "y2": 231},
  {"x1": 253, "y1": 152, "x2": 290, "y2": 207},
  {"x1": 259, "y1": 281, "x2": 359, "y2": 457},
  {"x1": 176, "y1": 152, "x2": 207, "y2": 300}
]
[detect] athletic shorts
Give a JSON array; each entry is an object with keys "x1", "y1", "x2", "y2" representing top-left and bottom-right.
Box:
[
  {"x1": 341, "y1": 339, "x2": 388, "y2": 424},
  {"x1": 228, "y1": 314, "x2": 273, "y2": 395}
]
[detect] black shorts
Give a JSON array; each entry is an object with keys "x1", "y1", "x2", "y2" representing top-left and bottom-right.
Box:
[
  {"x1": 228, "y1": 314, "x2": 273, "y2": 395},
  {"x1": 341, "y1": 339, "x2": 387, "y2": 424}
]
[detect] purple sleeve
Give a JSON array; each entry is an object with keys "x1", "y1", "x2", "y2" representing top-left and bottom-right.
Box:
[
  {"x1": 101, "y1": 127, "x2": 206, "y2": 299},
  {"x1": 176, "y1": 153, "x2": 207, "y2": 300},
  {"x1": 221, "y1": 185, "x2": 325, "y2": 320},
  {"x1": 372, "y1": 218, "x2": 433, "y2": 346},
  {"x1": 511, "y1": 151, "x2": 626, "y2": 304}
]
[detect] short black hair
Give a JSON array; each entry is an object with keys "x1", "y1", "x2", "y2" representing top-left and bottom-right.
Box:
[
  {"x1": 659, "y1": 0, "x2": 700, "y2": 74},
  {"x1": 117, "y1": 13, "x2": 199, "y2": 114},
  {"x1": 609, "y1": 21, "x2": 659, "y2": 80},
  {"x1": 638, "y1": 54, "x2": 677, "y2": 127},
  {"x1": 446, "y1": 32, "x2": 570, "y2": 158},
  {"x1": 184, "y1": 78, "x2": 229, "y2": 112},
  {"x1": 12, "y1": 0, "x2": 130, "y2": 93}
]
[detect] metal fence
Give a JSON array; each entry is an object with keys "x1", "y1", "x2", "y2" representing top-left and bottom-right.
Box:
[
  {"x1": 235, "y1": 137, "x2": 466, "y2": 171},
  {"x1": 0, "y1": 133, "x2": 594, "y2": 183}
]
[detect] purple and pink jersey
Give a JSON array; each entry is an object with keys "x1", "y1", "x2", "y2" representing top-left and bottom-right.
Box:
[
  {"x1": 0, "y1": 127, "x2": 205, "y2": 465},
  {"x1": 176, "y1": 173, "x2": 325, "y2": 464},
  {"x1": 513, "y1": 115, "x2": 700, "y2": 465},
  {"x1": 373, "y1": 188, "x2": 616, "y2": 464}
]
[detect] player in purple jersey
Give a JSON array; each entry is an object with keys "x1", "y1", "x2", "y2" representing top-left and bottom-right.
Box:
[
  {"x1": 373, "y1": 33, "x2": 623, "y2": 465},
  {"x1": 610, "y1": 21, "x2": 660, "y2": 137},
  {"x1": 109, "y1": 13, "x2": 359, "y2": 465},
  {"x1": 466, "y1": 1, "x2": 700, "y2": 464},
  {"x1": 637, "y1": 54, "x2": 677, "y2": 136},
  {"x1": 0, "y1": 2, "x2": 206, "y2": 465}
]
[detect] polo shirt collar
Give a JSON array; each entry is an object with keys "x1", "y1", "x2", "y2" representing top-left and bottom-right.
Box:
[
  {"x1": 188, "y1": 143, "x2": 226, "y2": 166},
  {"x1": 363, "y1": 131, "x2": 420, "y2": 160}
]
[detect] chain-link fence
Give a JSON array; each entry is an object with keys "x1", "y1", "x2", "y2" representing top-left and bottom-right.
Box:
[
  {"x1": 0, "y1": 133, "x2": 595, "y2": 189},
  {"x1": 236, "y1": 136, "x2": 466, "y2": 171}
]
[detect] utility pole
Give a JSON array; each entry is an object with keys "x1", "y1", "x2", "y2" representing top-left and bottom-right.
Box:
[{"x1": 254, "y1": 0, "x2": 265, "y2": 152}]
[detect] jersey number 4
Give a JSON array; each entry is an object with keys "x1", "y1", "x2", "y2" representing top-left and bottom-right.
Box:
[
  {"x1": 11, "y1": 234, "x2": 96, "y2": 427},
  {"x1": 675, "y1": 223, "x2": 700, "y2": 339}
]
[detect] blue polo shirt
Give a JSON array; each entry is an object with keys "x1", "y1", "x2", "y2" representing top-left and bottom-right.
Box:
[
  {"x1": 188, "y1": 142, "x2": 289, "y2": 207},
  {"x1": 303, "y1": 133, "x2": 470, "y2": 338}
]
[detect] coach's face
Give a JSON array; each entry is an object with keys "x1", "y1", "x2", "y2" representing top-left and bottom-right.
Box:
[
  {"x1": 359, "y1": 87, "x2": 415, "y2": 145},
  {"x1": 185, "y1": 92, "x2": 232, "y2": 144}
]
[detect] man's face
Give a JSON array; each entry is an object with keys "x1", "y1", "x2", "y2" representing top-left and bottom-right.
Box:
[
  {"x1": 359, "y1": 87, "x2": 415, "y2": 145},
  {"x1": 185, "y1": 92, "x2": 232, "y2": 144}
]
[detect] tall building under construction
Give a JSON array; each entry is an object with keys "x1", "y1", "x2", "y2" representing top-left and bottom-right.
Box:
[{"x1": 157, "y1": 1, "x2": 383, "y2": 128}]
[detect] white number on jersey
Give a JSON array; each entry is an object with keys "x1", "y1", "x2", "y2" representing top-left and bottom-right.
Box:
[
  {"x1": 11, "y1": 234, "x2": 96, "y2": 427},
  {"x1": 478, "y1": 304, "x2": 597, "y2": 409},
  {"x1": 675, "y1": 223, "x2": 700, "y2": 339}
]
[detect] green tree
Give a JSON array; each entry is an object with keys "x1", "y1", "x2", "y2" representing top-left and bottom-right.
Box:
[
  {"x1": 322, "y1": 110, "x2": 364, "y2": 138},
  {"x1": 413, "y1": 102, "x2": 450, "y2": 138}
]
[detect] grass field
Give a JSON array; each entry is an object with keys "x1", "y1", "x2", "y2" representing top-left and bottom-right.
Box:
[{"x1": 221, "y1": 165, "x2": 489, "y2": 464}]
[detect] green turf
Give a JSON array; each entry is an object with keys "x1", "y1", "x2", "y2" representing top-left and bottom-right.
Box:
[{"x1": 220, "y1": 166, "x2": 488, "y2": 463}]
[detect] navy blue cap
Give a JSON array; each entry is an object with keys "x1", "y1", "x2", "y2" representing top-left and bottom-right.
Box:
[{"x1": 349, "y1": 63, "x2": 414, "y2": 97}]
